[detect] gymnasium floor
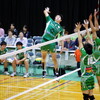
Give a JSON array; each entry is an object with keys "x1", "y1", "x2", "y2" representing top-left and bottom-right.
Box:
[
  {"x1": 0, "y1": 68, "x2": 100, "y2": 100},
  {"x1": 0, "y1": 52, "x2": 100, "y2": 100}
]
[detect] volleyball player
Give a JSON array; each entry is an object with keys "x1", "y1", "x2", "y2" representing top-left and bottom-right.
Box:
[
  {"x1": 0, "y1": 41, "x2": 9, "y2": 75},
  {"x1": 41, "y1": 7, "x2": 64, "y2": 78},
  {"x1": 76, "y1": 21, "x2": 95, "y2": 100},
  {"x1": 89, "y1": 9, "x2": 100, "y2": 89}
]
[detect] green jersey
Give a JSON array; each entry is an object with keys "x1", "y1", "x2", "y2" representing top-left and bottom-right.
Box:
[
  {"x1": 93, "y1": 37, "x2": 100, "y2": 62},
  {"x1": 16, "y1": 47, "x2": 26, "y2": 60},
  {"x1": 80, "y1": 48, "x2": 95, "y2": 91},
  {"x1": 0, "y1": 48, "x2": 8, "y2": 55},
  {"x1": 42, "y1": 16, "x2": 64, "y2": 40},
  {"x1": 93, "y1": 37, "x2": 100, "y2": 76},
  {"x1": 80, "y1": 48, "x2": 95, "y2": 74}
]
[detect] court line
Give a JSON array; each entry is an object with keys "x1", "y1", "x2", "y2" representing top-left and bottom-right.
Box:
[
  {"x1": 5, "y1": 84, "x2": 100, "y2": 100},
  {"x1": 43, "y1": 81, "x2": 59, "y2": 89},
  {"x1": 0, "y1": 77, "x2": 39, "y2": 84},
  {"x1": 16, "y1": 80, "x2": 72, "y2": 100},
  {"x1": 0, "y1": 85, "x2": 30, "y2": 89},
  {"x1": 37, "y1": 81, "x2": 77, "y2": 100},
  {"x1": 37, "y1": 89, "x2": 100, "y2": 100},
  {"x1": 50, "y1": 80, "x2": 71, "y2": 90},
  {"x1": 60, "y1": 90, "x2": 100, "y2": 95},
  {"x1": 18, "y1": 90, "x2": 43, "y2": 100},
  {"x1": 0, "y1": 77, "x2": 10, "y2": 81},
  {"x1": 17, "y1": 81, "x2": 74, "y2": 100},
  {"x1": 31, "y1": 81, "x2": 72, "y2": 100},
  {"x1": 30, "y1": 90, "x2": 56, "y2": 100},
  {"x1": 59, "y1": 81, "x2": 77, "y2": 90},
  {"x1": 32, "y1": 89, "x2": 100, "y2": 100}
]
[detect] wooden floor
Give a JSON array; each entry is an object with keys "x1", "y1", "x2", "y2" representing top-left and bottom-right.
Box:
[{"x1": 0, "y1": 75, "x2": 100, "y2": 100}]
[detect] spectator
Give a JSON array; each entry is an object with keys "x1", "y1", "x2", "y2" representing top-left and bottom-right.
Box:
[
  {"x1": 22, "y1": 25, "x2": 30, "y2": 38},
  {"x1": 0, "y1": 41, "x2": 9, "y2": 75},
  {"x1": 11, "y1": 42, "x2": 29, "y2": 78},
  {"x1": 74, "y1": 49, "x2": 81, "y2": 77},
  {"x1": 5, "y1": 29, "x2": 16, "y2": 46},
  {"x1": 61, "y1": 38, "x2": 76, "y2": 51},
  {"x1": 14, "y1": 31, "x2": 27, "y2": 47},
  {"x1": 0, "y1": 22, "x2": 5, "y2": 38},
  {"x1": 10, "y1": 23, "x2": 18, "y2": 37},
  {"x1": 74, "y1": 35, "x2": 86, "y2": 47}
]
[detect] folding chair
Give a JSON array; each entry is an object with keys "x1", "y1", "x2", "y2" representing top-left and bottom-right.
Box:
[
  {"x1": 27, "y1": 39, "x2": 34, "y2": 44},
  {"x1": 33, "y1": 36, "x2": 42, "y2": 41},
  {"x1": 34, "y1": 39, "x2": 42, "y2": 45},
  {"x1": 27, "y1": 43, "x2": 33, "y2": 47}
]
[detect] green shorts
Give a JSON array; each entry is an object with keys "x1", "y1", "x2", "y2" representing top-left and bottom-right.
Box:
[
  {"x1": 95, "y1": 62, "x2": 100, "y2": 76},
  {"x1": 17, "y1": 58, "x2": 29, "y2": 64},
  {"x1": 81, "y1": 73, "x2": 94, "y2": 91},
  {"x1": 41, "y1": 38, "x2": 56, "y2": 53}
]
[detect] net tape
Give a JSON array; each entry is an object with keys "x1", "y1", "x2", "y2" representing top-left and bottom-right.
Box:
[{"x1": 0, "y1": 27, "x2": 98, "y2": 59}]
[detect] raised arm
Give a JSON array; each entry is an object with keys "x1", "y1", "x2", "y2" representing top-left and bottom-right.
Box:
[
  {"x1": 75, "y1": 23, "x2": 83, "y2": 49},
  {"x1": 83, "y1": 20, "x2": 93, "y2": 44},
  {"x1": 43, "y1": 7, "x2": 50, "y2": 17},
  {"x1": 94, "y1": 9, "x2": 99, "y2": 30},
  {"x1": 89, "y1": 14, "x2": 95, "y2": 32},
  {"x1": 89, "y1": 14, "x2": 97, "y2": 40}
]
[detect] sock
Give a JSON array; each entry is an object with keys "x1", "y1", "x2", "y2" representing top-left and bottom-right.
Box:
[
  {"x1": 55, "y1": 68, "x2": 59, "y2": 73},
  {"x1": 42, "y1": 62, "x2": 45, "y2": 70},
  {"x1": 83, "y1": 94, "x2": 89, "y2": 100},
  {"x1": 4, "y1": 68, "x2": 8, "y2": 72},
  {"x1": 89, "y1": 95, "x2": 95, "y2": 100},
  {"x1": 43, "y1": 69, "x2": 46, "y2": 72},
  {"x1": 55, "y1": 72, "x2": 59, "y2": 76}
]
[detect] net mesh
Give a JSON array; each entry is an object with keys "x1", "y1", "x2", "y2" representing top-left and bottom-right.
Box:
[
  {"x1": 0, "y1": 27, "x2": 100, "y2": 100},
  {"x1": 3, "y1": 69, "x2": 80, "y2": 100}
]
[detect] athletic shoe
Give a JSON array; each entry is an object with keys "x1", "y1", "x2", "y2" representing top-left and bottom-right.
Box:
[
  {"x1": 42, "y1": 71, "x2": 46, "y2": 78},
  {"x1": 4, "y1": 71, "x2": 9, "y2": 75},
  {"x1": 11, "y1": 72, "x2": 16, "y2": 77},
  {"x1": 55, "y1": 73, "x2": 59, "y2": 82},
  {"x1": 23, "y1": 73, "x2": 29, "y2": 78},
  {"x1": 55, "y1": 72, "x2": 59, "y2": 77}
]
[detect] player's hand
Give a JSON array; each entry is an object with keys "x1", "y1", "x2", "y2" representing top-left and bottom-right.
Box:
[
  {"x1": 75, "y1": 22, "x2": 82, "y2": 31},
  {"x1": 83, "y1": 20, "x2": 89, "y2": 29},
  {"x1": 89, "y1": 14, "x2": 92, "y2": 21},
  {"x1": 44, "y1": 7, "x2": 50, "y2": 13},
  {"x1": 94, "y1": 9, "x2": 98, "y2": 17}
]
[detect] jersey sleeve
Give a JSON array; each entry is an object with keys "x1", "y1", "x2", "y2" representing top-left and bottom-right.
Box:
[
  {"x1": 60, "y1": 30, "x2": 64, "y2": 36},
  {"x1": 95, "y1": 37, "x2": 100, "y2": 46},
  {"x1": 6, "y1": 48, "x2": 8, "y2": 53},
  {"x1": 80, "y1": 48, "x2": 86, "y2": 57},
  {"x1": 45, "y1": 15, "x2": 52, "y2": 23}
]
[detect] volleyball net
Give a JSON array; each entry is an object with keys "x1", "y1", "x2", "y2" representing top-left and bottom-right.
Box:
[
  {"x1": 0, "y1": 27, "x2": 94, "y2": 59},
  {"x1": 0, "y1": 26, "x2": 100, "y2": 100},
  {"x1": 5, "y1": 68, "x2": 81, "y2": 100}
]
